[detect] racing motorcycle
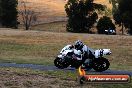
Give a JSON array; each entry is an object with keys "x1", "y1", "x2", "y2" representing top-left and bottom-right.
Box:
[{"x1": 54, "y1": 45, "x2": 111, "y2": 72}]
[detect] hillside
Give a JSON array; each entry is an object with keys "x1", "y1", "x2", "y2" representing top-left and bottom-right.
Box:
[{"x1": 18, "y1": 0, "x2": 112, "y2": 24}]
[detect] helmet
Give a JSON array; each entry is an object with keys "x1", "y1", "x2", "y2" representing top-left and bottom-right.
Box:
[{"x1": 74, "y1": 40, "x2": 84, "y2": 50}]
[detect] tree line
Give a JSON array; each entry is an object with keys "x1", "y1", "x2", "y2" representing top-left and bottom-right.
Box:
[
  {"x1": 110, "y1": 0, "x2": 132, "y2": 34},
  {"x1": 65, "y1": 0, "x2": 132, "y2": 35},
  {"x1": 0, "y1": 0, "x2": 132, "y2": 35},
  {"x1": 0, "y1": 0, "x2": 38, "y2": 30}
]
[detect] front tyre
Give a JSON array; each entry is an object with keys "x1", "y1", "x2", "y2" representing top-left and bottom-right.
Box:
[
  {"x1": 92, "y1": 58, "x2": 110, "y2": 72},
  {"x1": 54, "y1": 57, "x2": 69, "y2": 69},
  {"x1": 54, "y1": 57, "x2": 64, "y2": 69}
]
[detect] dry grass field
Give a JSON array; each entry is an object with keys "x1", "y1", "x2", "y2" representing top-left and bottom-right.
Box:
[
  {"x1": 18, "y1": 0, "x2": 67, "y2": 24},
  {"x1": 31, "y1": 21, "x2": 127, "y2": 36},
  {"x1": 31, "y1": 21, "x2": 67, "y2": 32},
  {"x1": 0, "y1": 67, "x2": 79, "y2": 88},
  {"x1": 1, "y1": 67, "x2": 132, "y2": 88},
  {"x1": 18, "y1": 0, "x2": 112, "y2": 24}
]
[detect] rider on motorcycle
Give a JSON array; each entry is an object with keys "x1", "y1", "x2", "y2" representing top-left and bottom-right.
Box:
[
  {"x1": 55, "y1": 40, "x2": 111, "y2": 71},
  {"x1": 74, "y1": 40, "x2": 88, "y2": 59},
  {"x1": 74, "y1": 40, "x2": 94, "y2": 69},
  {"x1": 60, "y1": 40, "x2": 93, "y2": 68}
]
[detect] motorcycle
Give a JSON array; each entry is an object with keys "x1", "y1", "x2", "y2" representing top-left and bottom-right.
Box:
[{"x1": 54, "y1": 45, "x2": 111, "y2": 72}]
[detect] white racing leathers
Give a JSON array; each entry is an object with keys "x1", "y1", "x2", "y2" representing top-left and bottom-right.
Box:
[
  {"x1": 81, "y1": 46, "x2": 111, "y2": 66},
  {"x1": 80, "y1": 45, "x2": 95, "y2": 66}
]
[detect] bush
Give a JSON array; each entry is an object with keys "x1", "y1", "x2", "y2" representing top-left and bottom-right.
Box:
[
  {"x1": 97, "y1": 16, "x2": 115, "y2": 34},
  {"x1": 65, "y1": 0, "x2": 98, "y2": 33},
  {"x1": 1, "y1": 0, "x2": 18, "y2": 28}
]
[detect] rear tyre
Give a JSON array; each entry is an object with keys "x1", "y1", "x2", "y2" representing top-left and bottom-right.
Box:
[{"x1": 92, "y1": 58, "x2": 110, "y2": 72}]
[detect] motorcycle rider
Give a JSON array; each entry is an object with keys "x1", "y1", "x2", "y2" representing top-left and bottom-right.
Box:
[
  {"x1": 55, "y1": 40, "x2": 111, "y2": 71},
  {"x1": 60, "y1": 40, "x2": 94, "y2": 69},
  {"x1": 74, "y1": 40, "x2": 89, "y2": 60},
  {"x1": 74, "y1": 40, "x2": 94, "y2": 69}
]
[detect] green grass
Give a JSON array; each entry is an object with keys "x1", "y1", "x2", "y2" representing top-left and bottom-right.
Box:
[
  {"x1": 0, "y1": 42, "x2": 62, "y2": 65},
  {"x1": 1, "y1": 42, "x2": 131, "y2": 70}
]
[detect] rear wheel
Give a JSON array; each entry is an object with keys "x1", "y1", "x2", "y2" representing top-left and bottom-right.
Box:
[{"x1": 92, "y1": 58, "x2": 110, "y2": 72}]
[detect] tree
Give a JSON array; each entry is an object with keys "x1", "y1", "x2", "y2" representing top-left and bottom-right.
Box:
[
  {"x1": 1, "y1": 0, "x2": 18, "y2": 28},
  {"x1": 0, "y1": 0, "x2": 2, "y2": 25},
  {"x1": 65, "y1": 0, "x2": 105, "y2": 33},
  {"x1": 97, "y1": 16, "x2": 115, "y2": 34},
  {"x1": 19, "y1": 0, "x2": 38, "y2": 30},
  {"x1": 110, "y1": 0, "x2": 132, "y2": 35}
]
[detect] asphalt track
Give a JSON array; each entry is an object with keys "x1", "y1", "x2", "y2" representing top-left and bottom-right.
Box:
[{"x1": 0, "y1": 63, "x2": 132, "y2": 76}]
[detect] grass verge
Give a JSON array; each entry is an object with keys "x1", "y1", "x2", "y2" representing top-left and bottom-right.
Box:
[{"x1": 0, "y1": 67, "x2": 131, "y2": 88}]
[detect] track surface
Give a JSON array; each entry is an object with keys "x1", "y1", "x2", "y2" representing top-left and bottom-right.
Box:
[{"x1": 0, "y1": 63, "x2": 132, "y2": 76}]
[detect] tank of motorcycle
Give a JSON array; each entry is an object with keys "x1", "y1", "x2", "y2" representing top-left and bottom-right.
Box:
[
  {"x1": 58, "y1": 55, "x2": 63, "y2": 58},
  {"x1": 94, "y1": 49, "x2": 111, "y2": 58},
  {"x1": 61, "y1": 49, "x2": 74, "y2": 56},
  {"x1": 60, "y1": 45, "x2": 73, "y2": 54}
]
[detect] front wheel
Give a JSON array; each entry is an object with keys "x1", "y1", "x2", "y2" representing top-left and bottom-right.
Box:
[
  {"x1": 92, "y1": 58, "x2": 110, "y2": 72},
  {"x1": 54, "y1": 57, "x2": 69, "y2": 69},
  {"x1": 54, "y1": 57, "x2": 64, "y2": 69}
]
